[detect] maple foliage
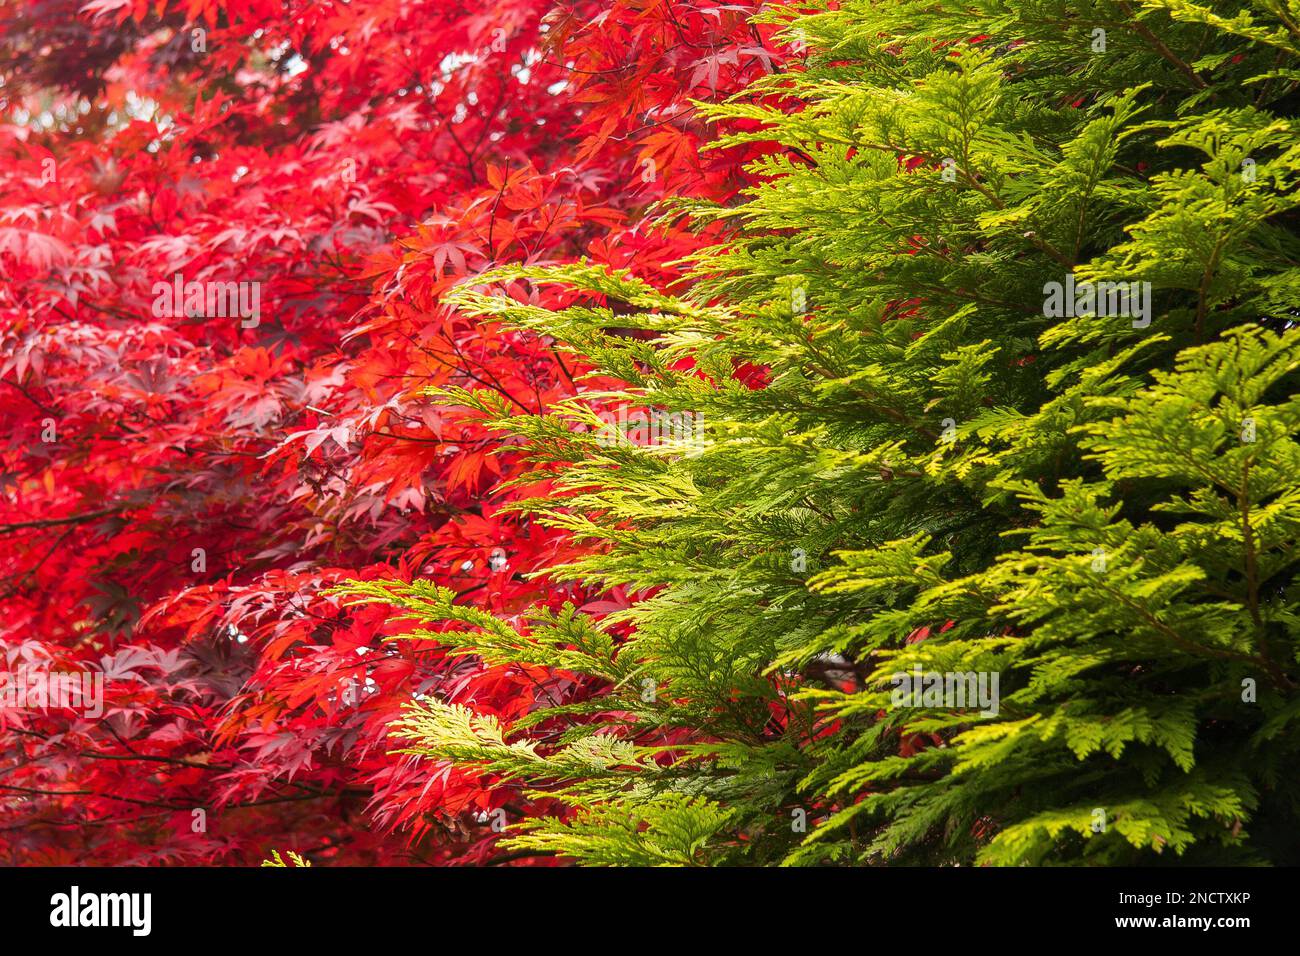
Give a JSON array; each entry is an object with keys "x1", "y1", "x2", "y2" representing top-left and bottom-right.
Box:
[{"x1": 0, "y1": 0, "x2": 793, "y2": 863}]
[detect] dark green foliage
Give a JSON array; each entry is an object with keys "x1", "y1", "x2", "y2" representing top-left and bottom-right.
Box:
[{"x1": 339, "y1": 0, "x2": 1300, "y2": 865}]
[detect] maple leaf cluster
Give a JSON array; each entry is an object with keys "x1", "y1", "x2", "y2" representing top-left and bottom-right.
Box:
[{"x1": 0, "y1": 0, "x2": 793, "y2": 864}]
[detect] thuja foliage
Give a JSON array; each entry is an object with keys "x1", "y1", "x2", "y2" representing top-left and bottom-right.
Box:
[{"x1": 340, "y1": 0, "x2": 1300, "y2": 865}]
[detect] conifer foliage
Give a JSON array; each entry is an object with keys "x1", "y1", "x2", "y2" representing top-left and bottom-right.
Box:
[{"x1": 343, "y1": 0, "x2": 1300, "y2": 864}]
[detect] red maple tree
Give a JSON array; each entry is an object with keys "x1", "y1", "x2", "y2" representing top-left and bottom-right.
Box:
[{"x1": 0, "y1": 0, "x2": 792, "y2": 864}]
